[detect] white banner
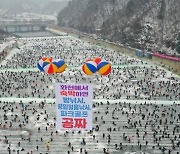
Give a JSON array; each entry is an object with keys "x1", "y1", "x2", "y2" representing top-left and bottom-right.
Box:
[{"x1": 55, "y1": 83, "x2": 93, "y2": 131}]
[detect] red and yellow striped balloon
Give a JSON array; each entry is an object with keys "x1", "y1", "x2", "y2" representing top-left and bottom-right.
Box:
[{"x1": 97, "y1": 61, "x2": 111, "y2": 76}]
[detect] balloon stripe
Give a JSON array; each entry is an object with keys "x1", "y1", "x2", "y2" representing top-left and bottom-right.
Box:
[
  {"x1": 43, "y1": 62, "x2": 50, "y2": 68},
  {"x1": 98, "y1": 64, "x2": 110, "y2": 74},
  {"x1": 97, "y1": 61, "x2": 109, "y2": 70},
  {"x1": 39, "y1": 60, "x2": 44, "y2": 67},
  {"x1": 102, "y1": 66, "x2": 111, "y2": 76},
  {"x1": 86, "y1": 63, "x2": 97, "y2": 73},
  {"x1": 55, "y1": 64, "x2": 67, "y2": 73},
  {"x1": 84, "y1": 64, "x2": 93, "y2": 75},
  {"x1": 48, "y1": 64, "x2": 54, "y2": 74},
  {"x1": 53, "y1": 61, "x2": 65, "y2": 68},
  {"x1": 37, "y1": 63, "x2": 44, "y2": 71}
]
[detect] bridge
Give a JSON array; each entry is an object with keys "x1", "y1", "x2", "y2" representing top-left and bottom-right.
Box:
[{"x1": 0, "y1": 24, "x2": 47, "y2": 33}]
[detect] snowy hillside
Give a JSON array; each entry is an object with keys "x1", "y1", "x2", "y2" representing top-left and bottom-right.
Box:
[{"x1": 58, "y1": 0, "x2": 180, "y2": 54}]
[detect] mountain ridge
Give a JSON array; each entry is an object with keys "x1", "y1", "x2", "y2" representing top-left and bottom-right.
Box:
[{"x1": 58, "y1": 0, "x2": 180, "y2": 53}]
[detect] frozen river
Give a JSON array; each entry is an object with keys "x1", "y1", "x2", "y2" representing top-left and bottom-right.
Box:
[{"x1": 0, "y1": 34, "x2": 179, "y2": 154}]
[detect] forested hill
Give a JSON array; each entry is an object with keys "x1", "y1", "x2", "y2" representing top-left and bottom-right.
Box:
[{"x1": 58, "y1": 0, "x2": 180, "y2": 54}]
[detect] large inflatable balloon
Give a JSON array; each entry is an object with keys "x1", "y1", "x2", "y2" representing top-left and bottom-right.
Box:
[
  {"x1": 37, "y1": 57, "x2": 52, "y2": 72},
  {"x1": 53, "y1": 59, "x2": 67, "y2": 73},
  {"x1": 43, "y1": 62, "x2": 57, "y2": 74},
  {"x1": 94, "y1": 57, "x2": 101, "y2": 65},
  {"x1": 97, "y1": 61, "x2": 111, "y2": 76},
  {"x1": 37, "y1": 58, "x2": 67, "y2": 74},
  {"x1": 82, "y1": 61, "x2": 97, "y2": 75}
]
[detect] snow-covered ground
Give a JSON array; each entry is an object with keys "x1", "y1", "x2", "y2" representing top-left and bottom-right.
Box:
[
  {"x1": 0, "y1": 40, "x2": 16, "y2": 53},
  {"x1": 0, "y1": 35, "x2": 179, "y2": 154}
]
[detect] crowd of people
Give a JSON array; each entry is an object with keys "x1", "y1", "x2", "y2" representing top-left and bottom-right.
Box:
[
  {"x1": 0, "y1": 100, "x2": 179, "y2": 154},
  {"x1": 0, "y1": 37, "x2": 144, "y2": 69},
  {"x1": 0, "y1": 37, "x2": 179, "y2": 101},
  {"x1": 0, "y1": 36, "x2": 179, "y2": 154}
]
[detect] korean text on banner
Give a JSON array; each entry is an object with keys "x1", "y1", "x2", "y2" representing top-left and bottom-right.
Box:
[{"x1": 55, "y1": 83, "x2": 93, "y2": 131}]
